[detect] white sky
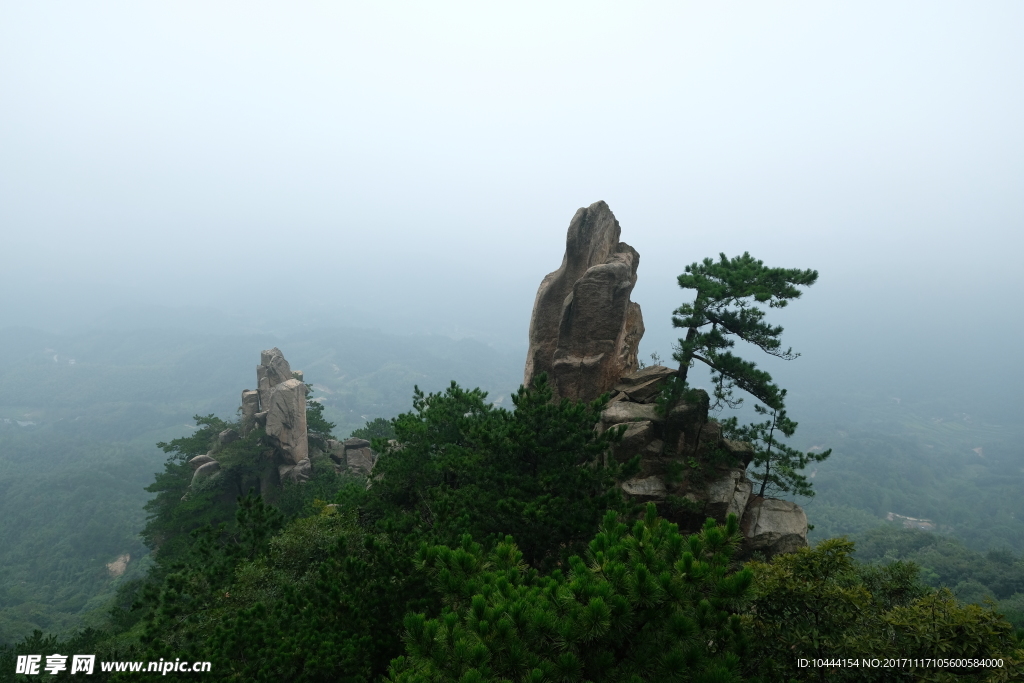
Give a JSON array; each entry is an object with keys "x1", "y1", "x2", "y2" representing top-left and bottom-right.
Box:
[{"x1": 2, "y1": 2, "x2": 1022, "y2": 392}]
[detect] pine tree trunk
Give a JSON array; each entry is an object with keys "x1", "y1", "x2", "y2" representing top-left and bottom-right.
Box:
[{"x1": 677, "y1": 326, "x2": 697, "y2": 384}]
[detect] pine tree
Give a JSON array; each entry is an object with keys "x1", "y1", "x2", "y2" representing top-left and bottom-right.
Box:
[
  {"x1": 672, "y1": 252, "x2": 829, "y2": 497},
  {"x1": 673, "y1": 252, "x2": 818, "y2": 410},
  {"x1": 365, "y1": 375, "x2": 631, "y2": 570},
  {"x1": 387, "y1": 504, "x2": 753, "y2": 683},
  {"x1": 720, "y1": 399, "x2": 832, "y2": 498}
]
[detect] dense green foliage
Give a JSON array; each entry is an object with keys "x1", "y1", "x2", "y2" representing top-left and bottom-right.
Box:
[
  {"x1": 350, "y1": 417, "x2": 397, "y2": 441},
  {"x1": 133, "y1": 494, "x2": 432, "y2": 683},
  {"x1": 0, "y1": 423, "x2": 155, "y2": 645},
  {"x1": 388, "y1": 505, "x2": 752, "y2": 683},
  {"x1": 359, "y1": 376, "x2": 632, "y2": 570},
  {"x1": 0, "y1": 376, "x2": 640, "y2": 680},
  {"x1": 849, "y1": 525, "x2": 1024, "y2": 630},
  {"x1": 3, "y1": 320, "x2": 1024, "y2": 681},
  {"x1": 744, "y1": 538, "x2": 1023, "y2": 681},
  {"x1": 5, "y1": 381, "x2": 1024, "y2": 681}
]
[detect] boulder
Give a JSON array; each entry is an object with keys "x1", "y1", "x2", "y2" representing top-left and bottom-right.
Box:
[
  {"x1": 614, "y1": 365, "x2": 677, "y2": 391},
  {"x1": 326, "y1": 439, "x2": 346, "y2": 464},
  {"x1": 703, "y1": 469, "x2": 748, "y2": 523},
  {"x1": 723, "y1": 439, "x2": 755, "y2": 469},
  {"x1": 345, "y1": 445, "x2": 376, "y2": 476},
  {"x1": 264, "y1": 378, "x2": 308, "y2": 465},
  {"x1": 621, "y1": 377, "x2": 669, "y2": 403},
  {"x1": 550, "y1": 249, "x2": 644, "y2": 402},
  {"x1": 741, "y1": 497, "x2": 809, "y2": 558},
  {"x1": 612, "y1": 365, "x2": 676, "y2": 402},
  {"x1": 218, "y1": 428, "x2": 239, "y2": 446},
  {"x1": 601, "y1": 402, "x2": 661, "y2": 425},
  {"x1": 524, "y1": 201, "x2": 645, "y2": 401},
  {"x1": 258, "y1": 376, "x2": 272, "y2": 414},
  {"x1": 191, "y1": 460, "x2": 221, "y2": 485},
  {"x1": 610, "y1": 420, "x2": 657, "y2": 462},
  {"x1": 663, "y1": 397, "x2": 708, "y2": 457},
  {"x1": 621, "y1": 475, "x2": 666, "y2": 502},
  {"x1": 279, "y1": 458, "x2": 311, "y2": 484},
  {"x1": 642, "y1": 439, "x2": 664, "y2": 458},
  {"x1": 188, "y1": 454, "x2": 216, "y2": 470},
  {"x1": 240, "y1": 390, "x2": 260, "y2": 432},
  {"x1": 637, "y1": 455, "x2": 675, "y2": 478},
  {"x1": 667, "y1": 400, "x2": 703, "y2": 422},
  {"x1": 729, "y1": 480, "x2": 753, "y2": 519},
  {"x1": 255, "y1": 348, "x2": 295, "y2": 413},
  {"x1": 261, "y1": 348, "x2": 293, "y2": 386},
  {"x1": 323, "y1": 438, "x2": 377, "y2": 476},
  {"x1": 292, "y1": 370, "x2": 304, "y2": 382},
  {"x1": 675, "y1": 420, "x2": 722, "y2": 458}
]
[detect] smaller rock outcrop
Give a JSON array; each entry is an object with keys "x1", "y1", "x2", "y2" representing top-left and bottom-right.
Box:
[
  {"x1": 247, "y1": 349, "x2": 311, "y2": 485},
  {"x1": 218, "y1": 429, "x2": 239, "y2": 446},
  {"x1": 185, "y1": 453, "x2": 221, "y2": 490},
  {"x1": 240, "y1": 390, "x2": 260, "y2": 434},
  {"x1": 604, "y1": 365, "x2": 808, "y2": 558},
  {"x1": 191, "y1": 460, "x2": 221, "y2": 485},
  {"x1": 601, "y1": 402, "x2": 661, "y2": 426},
  {"x1": 247, "y1": 349, "x2": 309, "y2": 469},
  {"x1": 611, "y1": 364, "x2": 676, "y2": 403},
  {"x1": 611, "y1": 421, "x2": 659, "y2": 463},
  {"x1": 326, "y1": 438, "x2": 378, "y2": 476},
  {"x1": 741, "y1": 497, "x2": 809, "y2": 557},
  {"x1": 188, "y1": 453, "x2": 216, "y2": 470},
  {"x1": 259, "y1": 348, "x2": 294, "y2": 393},
  {"x1": 188, "y1": 348, "x2": 315, "y2": 495},
  {"x1": 185, "y1": 347, "x2": 384, "y2": 495},
  {"x1": 279, "y1": 458, "x2": 312, "y2": 485},
  {"x1": 264, "y1": 378, "x2": 308, "y2": 466}
]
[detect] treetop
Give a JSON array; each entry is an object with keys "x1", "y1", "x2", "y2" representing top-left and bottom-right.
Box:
[{"x1": 676, "y1": 251, "x2": 819, "y2": 309}]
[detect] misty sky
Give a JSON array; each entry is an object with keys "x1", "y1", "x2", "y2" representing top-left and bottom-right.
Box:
[{"x1": 2, "y1": 2, "x2": 1022, "y2": 404}]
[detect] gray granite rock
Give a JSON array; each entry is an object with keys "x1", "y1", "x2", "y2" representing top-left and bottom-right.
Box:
[
  {"x1": 610, "y1": 420, "x2": 657, "y2": 462},
  {"x1": 191, "y1": 460, "x2": 221, "y2": 484},
  {"x1": 264, "y1": 378, "x2": 308, "y2": 466},
  {"x1": 620, "y1": 475, "x2": 666, "y2": 502},
  {"x1": 601, "y1": 402, "x2": 661, "y2": 424},
  {"x1": 188, "y1": 453, "x2": 216, "y2": 470},
  {"x1": 279, "y1": 458, "x2": 311, "y2": 484},
  {"x1": 218, "y1": 429, "x2": 239, "y2": 446},
  {"x1": 741, "y1": 497, "x2": 809, "y2": 558},
  {"x1": 525, "y1": 201, "x2": 644, "y2": 401}
]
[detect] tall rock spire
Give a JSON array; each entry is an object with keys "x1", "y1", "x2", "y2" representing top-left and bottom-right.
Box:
[{"x1": 524, "y1": 201, "x2": 644, "y2": 401}]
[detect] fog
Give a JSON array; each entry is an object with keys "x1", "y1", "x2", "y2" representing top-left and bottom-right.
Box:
[
  {"x1": 5, "y1": 4, "x2": 1024, "y2": 646},
  {"x1": 2, "y1": 2, "x2": 1022, "y2": 408}
]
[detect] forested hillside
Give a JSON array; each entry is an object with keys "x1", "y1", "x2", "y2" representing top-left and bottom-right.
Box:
[
  {"x1": 3, "y1": 376, "x2": 1022, "y2": 682},
  {"x1": 2, "y1": 320, "x2": 1023, "y2": 682},
  {"x1": 0, "y1": 325, "x2": 521, "y2": 645},
  {"x1": 793, "y1": 384, "x2": 1024, "y2": 553}
]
